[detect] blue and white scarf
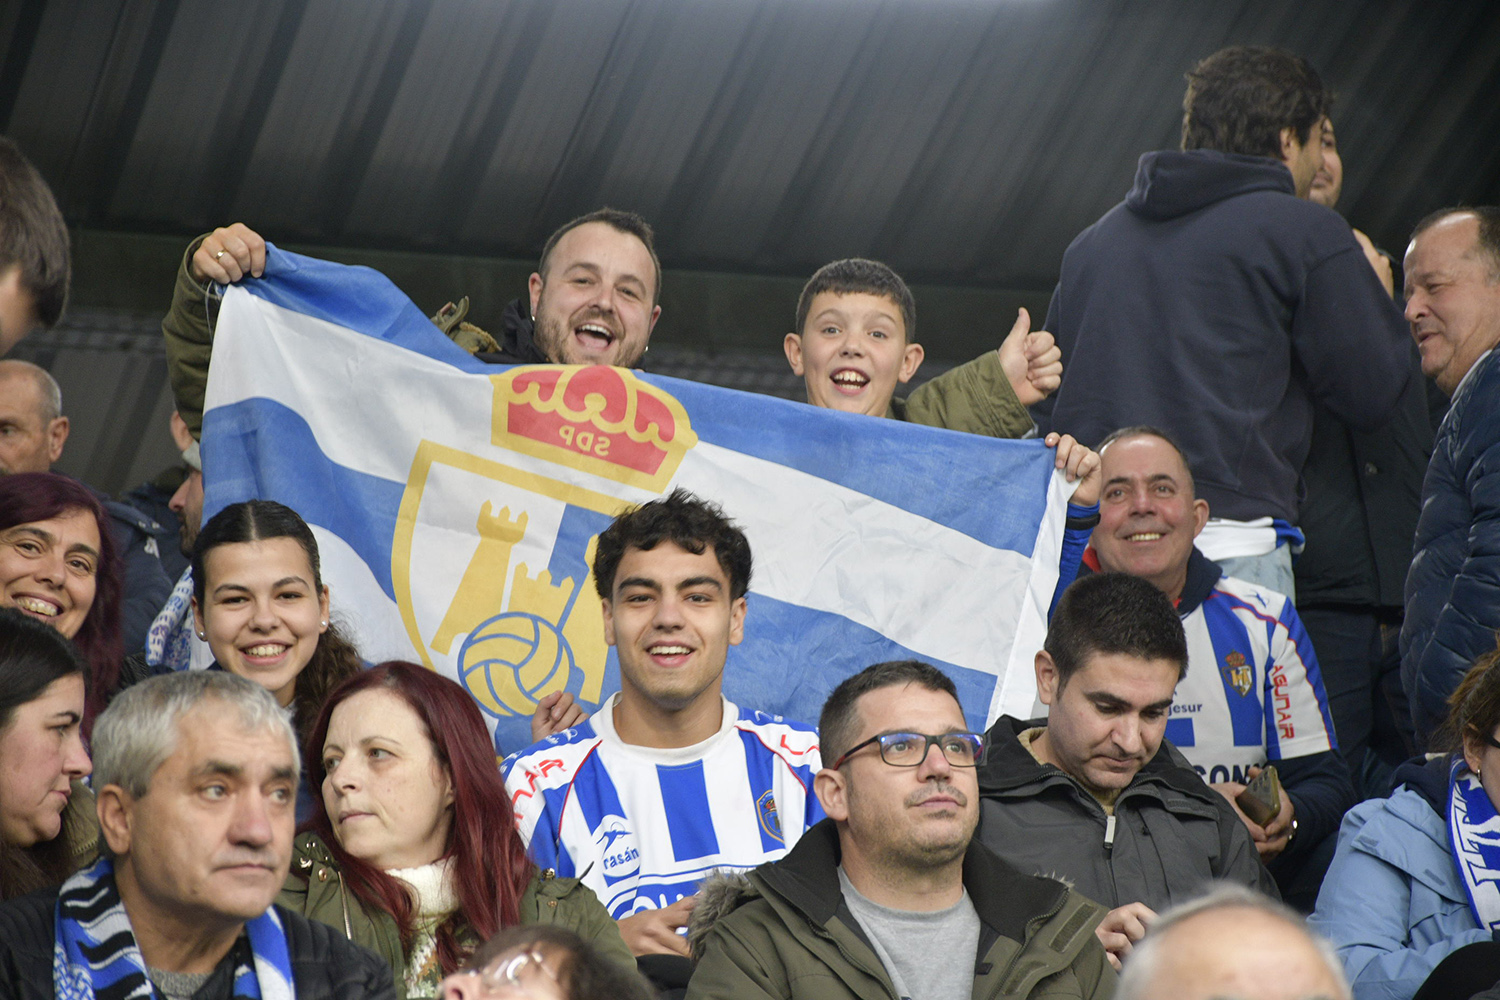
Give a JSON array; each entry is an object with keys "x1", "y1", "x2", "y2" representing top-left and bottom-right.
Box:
[
  {"x1": 144, "y1": 567, "x2": 196, "y2": 673},
  {"x1": 1448, "y1": 759, "x2": 1500, "y2": 930},
  {"x1": 53, "y1": 857, "x2": 296, "y2": 1000}
]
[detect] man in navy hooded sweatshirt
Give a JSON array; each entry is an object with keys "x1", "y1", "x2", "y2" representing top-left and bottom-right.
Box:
[{"x1": 1035, "y1": 46, "x2": 1411, "y2": 599}]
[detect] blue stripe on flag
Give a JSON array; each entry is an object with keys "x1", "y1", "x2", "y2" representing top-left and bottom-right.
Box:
[
  {"x1": 201, "y1": 398, "x2": 404, "y2": 597},
  {"x1": 232, "y1": 243, "x2": 478, "y2": 368},
  {"x1": 656, "y1": 761, "x2": 720, "y2": 862},
  {"x1": 483, "y1": 584, "x2": 1003, "y2": 757},
  {"x1": 642, "y1": 375, "x2": 1055, "y2": 555},
  {"x1": 722, "y1": 592, "x2": 1000, "y2": 736}
]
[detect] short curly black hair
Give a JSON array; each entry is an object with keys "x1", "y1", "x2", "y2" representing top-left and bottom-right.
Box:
[{"x1": 592, "y1": 488, "x2": 752, "y2": 600}]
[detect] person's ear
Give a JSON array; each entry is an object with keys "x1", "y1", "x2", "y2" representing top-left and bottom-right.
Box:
[
  {"x1": 192, "y1": 598, "x2": 206, "y2": 641},
  {"x1": 814, "y1": 767, "x2": 849, "y2": 821},
  {"x1": 527, "y1": 272, "x2": 544, "y2": 320},
  {"x1": 96, "y1": 785, "x2": 134, "y2": 857},
  {"x1": 897, "y1": 343, "x2": 924, "y2": 383},
  {"x1": 601, "y1": 598, "x2": 616, "y2": 648},
  {"x1": 784, "y1": 333, "x2": 805, "y2": 376},
  {"x1": 1191, "y1": 497, "x2": 1210, "y2": 538},
  {"x1": 728, "y1": 596, "x2": 747, "y2": 646},
  {"x1": 170, "y1": 411, "x2": 194, "y2": 452},
  {"x1": 1464, "y1": 732, "x2": 1486, "y2": 777},
  {"x1": 318, "y1": 586, "x2": 331, "y2": 632},
  {"x1": 1035, "y1": 650, "x2": 1061, "y2": 707},
  {"x1": 46, "y1": 416, "x2": 69, "y2": 464},
  {"x1": 1278, "y1": 126, "x2": 1299, "y2": 169}
]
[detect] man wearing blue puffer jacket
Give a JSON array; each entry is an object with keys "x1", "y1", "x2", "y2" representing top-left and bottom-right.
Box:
[{"x1": 1400, "y1": 207, "x2": 1500, "y2": 747}]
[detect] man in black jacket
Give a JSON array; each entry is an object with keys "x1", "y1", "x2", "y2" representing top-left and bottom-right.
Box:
[
  {"x1": 1294, "y1": 115, "x2": 1430, "y2": 794},
  {"x1": 1035, "y1": 46, "x2": 1411, "y2": 596},
  {"x1": 977, "y1": 574, "x2": 1275, "y2": 970},
  {"x1": 1402, "y1": 207, "x2": 1500, "y2": 746},
  {"x1": 0, "y1": 671, "x2": 393, "y2": 1000}
]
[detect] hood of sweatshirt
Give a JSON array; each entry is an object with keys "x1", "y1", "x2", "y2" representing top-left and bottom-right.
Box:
[{"x1": 1125, "y1": 149, "x2": 1296, "y2": 221}]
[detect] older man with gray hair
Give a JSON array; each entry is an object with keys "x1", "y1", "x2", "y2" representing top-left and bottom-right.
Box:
[
  {"x1": 1115, "y1": 884, "x2": 1349, "y2": 1000},
  {"x1": 0, "y1": 671, "x2": 393, "y2": 1000}
]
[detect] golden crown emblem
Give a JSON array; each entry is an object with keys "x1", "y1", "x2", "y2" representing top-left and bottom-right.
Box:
[{"x1": 490, "y1": 366, "x2": 697, "y2": 491}]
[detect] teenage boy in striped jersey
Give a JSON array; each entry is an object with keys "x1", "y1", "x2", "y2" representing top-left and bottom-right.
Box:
[{"x1": 502, "y1": 489, "x2": 822, "y2": 977}]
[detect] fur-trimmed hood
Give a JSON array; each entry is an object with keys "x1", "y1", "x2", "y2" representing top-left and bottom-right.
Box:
[{"x1": 688, "y1": 870, "x2": 759, "y2": 962}]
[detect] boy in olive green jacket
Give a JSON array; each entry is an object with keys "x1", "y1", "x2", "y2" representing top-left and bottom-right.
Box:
[{"x1": 784, "y1": 258, "x2": 1060, "y2": 437}]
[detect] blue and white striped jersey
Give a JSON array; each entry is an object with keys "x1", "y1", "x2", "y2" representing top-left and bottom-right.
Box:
[
  {"x1": 1165, "y1": 574, "x2": 1337, "y2": 786},
  {"x1": 502, "y1": 695, "x2": 823, "y2": 919}
]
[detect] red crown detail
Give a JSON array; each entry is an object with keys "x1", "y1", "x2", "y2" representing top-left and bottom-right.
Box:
[{"x1": 492, "y1": 366, "x2": 697, "y2": 488}]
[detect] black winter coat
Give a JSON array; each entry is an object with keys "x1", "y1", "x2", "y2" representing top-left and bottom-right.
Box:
[{"x1": 1403, "y1": 350, "x2": 1500, "y2": 743}]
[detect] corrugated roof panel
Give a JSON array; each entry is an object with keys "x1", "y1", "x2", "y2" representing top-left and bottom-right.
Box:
[{"x1": 2, "y1": 0, "x2": 1496, "y2": 288}]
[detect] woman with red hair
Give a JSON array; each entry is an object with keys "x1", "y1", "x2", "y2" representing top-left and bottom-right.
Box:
[
  {"x1": 277, "y1": 661, "x2": 631, "y2": 999},
  {"x1": 0, "y1": 472, "x2": 123, "y2": 729}
]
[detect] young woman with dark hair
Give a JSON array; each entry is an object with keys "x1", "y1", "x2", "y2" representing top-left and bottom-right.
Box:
[
  {"x1": 278, "y1": 661, "x2": 631, "y2": 1000},
  {"x1": 0, "y1": 607, "x2": 94, "y2": 899},
  {"x1": 190, "y1": 499, "x2": 363, "y2": 747},
  {"x1": 0, "y1": 472, "x2": 122, "y2": 729}
]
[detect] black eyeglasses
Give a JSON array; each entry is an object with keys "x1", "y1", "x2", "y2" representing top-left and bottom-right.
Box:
[
  {"x1": 833, "y1": 731, "x2": 986, "y2": 770},
  {"x1": 1484, "y1": 732, "x2": 1500, "y2": 752}
]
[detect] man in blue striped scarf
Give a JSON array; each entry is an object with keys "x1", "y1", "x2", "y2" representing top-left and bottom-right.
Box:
[{"x1": 0, "y1": 671, "x2": 393, "y2": 1000}]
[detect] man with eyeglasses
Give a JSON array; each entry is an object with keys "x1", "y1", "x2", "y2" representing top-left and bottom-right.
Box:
[
  {"x1": 976, "y1": 572, "x2": 1276, "y2": 973},
  {"x1": 685, "y1": 660, "x2": 1112, "y2": 1000}
]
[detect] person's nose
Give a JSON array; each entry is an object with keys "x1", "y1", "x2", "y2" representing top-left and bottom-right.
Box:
[
  {"x1": 229, "y1": 789, "x2": 275, "y2": 849},
  {"x1": 1112, "y1": 716, "x2": 1144, "y2": 756},
  {"x1": 248, "y1": 597, "x2": 278, "y2": 631},
  {"x1": 328, "y1": 755, "x2": 361, "y2": 795},
  {"x1": 31, "y1": 547, "x2": 66, "y2": 588},
  {"x1": 1405, "y1": 289, "x2": 1429, "y2": 326},
  {"x1": 169, "y1": 477, "x2": 190, "y2": 515},
  {"x1": 652, "y1": 593, "x2": 686, "y2": 630},
  {"x1": 916, "y1": 738, "x2": 954, "y2": 780},
  {"x1": 439, "y1": 971, "x2": 479, "y2": 1000},
  {"x1": 63, "y1": 731, "x2": 92, "y2": 779},
  {"x1": 837, "y1": 332, "x2": 866, "y2": 358}
]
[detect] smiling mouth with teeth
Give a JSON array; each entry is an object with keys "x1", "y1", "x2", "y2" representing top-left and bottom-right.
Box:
[
  {"x1": 830, "y1": 369, "x2": 870, "y2": 389},
  {"x1": 15, "y1": 596, "x2": 61, "y2": 616},
  {"x1": 649, "y1": 644, "x2": 693, "y2": 656},
  {"x1": 575, "y1": 323, "x2": 616, "y2": 347},
  {"x1": 244, "y1": 643, "x2": 290, "y2": 658},
  {"x1": 1125, "y1": 532, "x2": 1164, "y2": 541}
]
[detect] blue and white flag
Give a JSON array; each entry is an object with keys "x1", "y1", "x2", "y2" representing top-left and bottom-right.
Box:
[{"x1": 201, "y1": 247, "x2": 1071, "y2": 753}]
